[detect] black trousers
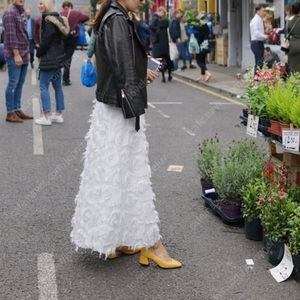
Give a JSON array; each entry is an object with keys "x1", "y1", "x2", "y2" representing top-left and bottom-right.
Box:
[
  {"x1": 62, "y1": 37, "x2": 77, "y2": 83},
  {"x1": 251, "y1": 40, "x2": 264, "y2": 73},
  {"x1": 196, "y1": 53, "x2": 207, "y2": 75}
]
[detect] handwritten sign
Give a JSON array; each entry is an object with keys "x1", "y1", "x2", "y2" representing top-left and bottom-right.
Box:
[
  {"x1": 282, "y1": 130, "x2": 299, "y2": 152},
  {"x1": 246, "y1": 114, "x2": 259, "y2": 138}
]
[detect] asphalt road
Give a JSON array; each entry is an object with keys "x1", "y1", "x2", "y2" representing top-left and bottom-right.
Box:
[{"x1": 0, "y1": 51, "x2": 299, "y2": 300}]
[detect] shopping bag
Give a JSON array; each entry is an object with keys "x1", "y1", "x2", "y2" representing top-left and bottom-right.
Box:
[
  {"x1": 189, "y1": 34, "x2": 200, "y2": 54},
  {"x1": 199, "y1": 39, "x2": 211, "y2": 54},
  {"x1": 169, "y1": 41, "x2": 179, "y2": 61},
  {"x1": 77, "y1": 24, "x2": 87, "y2": 46},
  {"x1": 81, "y1": 60, "x2": 96, "y2": 87}
]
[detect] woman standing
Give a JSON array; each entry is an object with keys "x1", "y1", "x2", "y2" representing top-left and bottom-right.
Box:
[
  {"x1": 154, "y1": 18, "x2": 173, "y2": 82},
  {"x1": 195, "y1": 12, "x2": 211, "y2": 82},
  {"x1": 287, "y1": 3, "x2": 300, "y2": 73},
  {"x1": 70, "y1": 0, "x2": 182, "y2": 269},
  {"x1": 35, "y1": 0, "x2": 69, "y2": 125}
]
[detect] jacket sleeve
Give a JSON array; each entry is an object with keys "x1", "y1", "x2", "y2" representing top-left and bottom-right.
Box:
[
  {"x1": 87, "y1": 31, "x2": 95, "y2": 58},
  {"x1": 104, "y1": 15, "x2": 144, "y2": 117},
  {"x1": 36, "y1": 21, "x2": 55, "y2": 57}
]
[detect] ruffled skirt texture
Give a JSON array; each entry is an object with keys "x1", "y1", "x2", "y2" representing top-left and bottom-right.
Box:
[{"x1": 71, "y1": 101, "x2": 161, "y2": 257}]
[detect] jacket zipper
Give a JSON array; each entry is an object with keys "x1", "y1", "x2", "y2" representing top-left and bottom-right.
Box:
[{"x1": 121, "y1": 89, "x2": 135, "y2": 117}]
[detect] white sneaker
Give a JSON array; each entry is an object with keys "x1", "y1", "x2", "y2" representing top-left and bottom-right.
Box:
[
  {"x1": 35, "y1": 116, "x2": 52, "y2": 125},
  {"x1": 50, "y1": 113, "x2": 64, "y2": 123}
]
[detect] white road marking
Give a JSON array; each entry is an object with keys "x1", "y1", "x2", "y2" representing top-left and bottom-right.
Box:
[
  {"x1": 38, "y1": 253, "x2": 58, "y2": 300},
  {"x1": 209, "y1": 102, "x2": 237, "y2": 105},
  {"x1": 157, "y1": 110, "x2": 169, "y2": 118},
  {"x1": 31, "y1": 68, "x2": 37, "y2": 85},
  {"x1": 150, "y1": 102, "x2": 182, "y2": 105},
  {"x1": 183, "y1": 127, "x2": 196, "y2": 136},
  {"x1": 32, "y1": 97, "x2": 44, "y2": 155},
  {"x1": 148, "y1": 102, "x2": 155, "y2": 108}
]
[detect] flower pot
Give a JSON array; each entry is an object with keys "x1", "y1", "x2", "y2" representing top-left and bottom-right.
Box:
[
  {"x1": 279, "y1": 122, "x2": 292, "y2": 136},
  {"x1": 200, "y1": 179, "x2": 214, "y2": 194},
  {"x1": 292, "y1": 255, "x2": 300, "y2": 281},
  {"x1": 268, "y1": 240, "x2": 285, "y2": 266},
  {"x1": 263, "y1": 231, "x2": 270, "y2": 252},
  {"x1": 270, "y1": 119, "x2": 280, "y2": 131},
  {"x1": 259, "y1": 117, "x2": 271, "y2": 128},
  {"x1": 220, "y1": 203, "x2": 241, "y2": 217},
  {"x1": 242, "y1": 108, "x2": 249, "y2": 125},
  {"x1": 244, "y1": 217, "x2": 263, "y2": 241}
]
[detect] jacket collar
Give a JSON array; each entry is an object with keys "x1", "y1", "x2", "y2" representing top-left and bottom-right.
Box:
[{"x1": 110, "y1": 2, "x2": 129, "y2": 20}]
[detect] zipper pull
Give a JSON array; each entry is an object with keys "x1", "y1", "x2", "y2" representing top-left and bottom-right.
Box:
[{"x1": 121, "y1": 89, "x2": 125, "y2": 98}]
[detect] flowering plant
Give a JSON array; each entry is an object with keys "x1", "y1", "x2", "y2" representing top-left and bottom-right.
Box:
[
  {"x1": 245, "y1": 63, "x2": 282, "y2": 118},
  {"x1": 212, "y1": 139, "x2": 266, "y2": 205},
  {"x1": 197, "y1": 134, "x2": 222, "y2": 183},
  {"x1": 257, "y1": 161, "x2": 296, "y2": 241}
]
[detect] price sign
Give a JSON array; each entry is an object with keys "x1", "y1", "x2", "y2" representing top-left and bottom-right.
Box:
[
  {"x1": 246, "y1": 114, "x2": 259, "y2": 138},
  {"x1": 282, "y1": 130, "x2": 300, "y2": 152}
]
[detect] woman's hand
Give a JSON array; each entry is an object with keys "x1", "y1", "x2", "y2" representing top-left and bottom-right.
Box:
[{"x1": 147, "y1": 69, "x2": 160, "y2": 84}]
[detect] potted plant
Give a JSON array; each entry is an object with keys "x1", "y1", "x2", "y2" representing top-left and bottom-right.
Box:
[
  {"x1": 240, "y1": 177, "x2": 266, "y2": 241},
  {"x1": 288, "y1": 206, "x2": 300, "y2": 281},
  {"x1": 197, "y1": 134, "x2": 222, "y2": 194},
  {"x1": 212, "y1": 139, "x2": 266, "y2": 217},
  {"x1": 245, "y1": 63, "x2": 281, "y2": 124},
  {"x1": 185, "y1": 10, "x2": 201, "y2": 34}
]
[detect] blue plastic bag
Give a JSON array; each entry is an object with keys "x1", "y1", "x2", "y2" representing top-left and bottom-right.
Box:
[
  {"x1": 81, "y1": 61, "x2": 96, "y2": 87},
  {"x1": 77, "y1": 24, "x2": 87, "y2": 46}
]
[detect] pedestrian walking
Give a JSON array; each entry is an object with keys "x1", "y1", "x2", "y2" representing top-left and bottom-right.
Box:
[
  {"x1": 154, "y1": 18, "x2": 173, "y2": 82},
  {"x1": 169, "y1": 9, "x2": 183, "y2": 71},
  {"x1": 3, "y1": 0, "x2": 33, "y2": 123},
  {"x1": 179, "y1": 13, "x2": 196, "y2": 70},
  {"x1": 195, "y1": 12, "x2": 211, "y2": 82},
  {"x1": 250, "y1": 4, "x2": 268, "y2": 74},
  {"x1": 60, "y1": 1, "x2": 89, "y2": 86},
  {"x1": 25, "y1": 8, "x2": 35, "y2": 68},
  {"x1": 149, "y1": 6, "x2": 166, "y2": 57},
  {"x1": 35, "y1": 0, "x2": 69, "y2": 126},
  {"x1": 70, "y1": 0, "x2": 182, "y2": 269}
]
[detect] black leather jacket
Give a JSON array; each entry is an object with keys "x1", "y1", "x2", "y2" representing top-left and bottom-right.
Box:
[{"x1": 95, "y1": 3, "x2": 148, "y2": 130}]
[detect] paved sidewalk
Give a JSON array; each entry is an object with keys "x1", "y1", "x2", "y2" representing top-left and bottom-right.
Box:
[{"x1": 172, "y1": 61, "x2": 248, "y2": 98}]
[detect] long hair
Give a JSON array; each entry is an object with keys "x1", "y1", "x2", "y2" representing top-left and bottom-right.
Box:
[
  {"x1": 42, "y1": 0, "x2": 56, "y2": 13},
  {"x1": 92, "y1": 0, "x2": 113, "y2": 33}
]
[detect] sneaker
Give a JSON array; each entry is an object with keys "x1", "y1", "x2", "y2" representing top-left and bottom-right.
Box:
[
  {"x1": 50, "y1": 113, "x2": 64, "y2": 123},
  {"x1": 35, "y1": 116, "x2": 52, "y2": 125},
  {"x1": 63, "y1": 81, "x2": 72, "y2": 86},
  {"x1": 190, "y1": 64, "x2": 196, "y2": 69},
  {"x1": 181, "y1": 65, "x2": 187, "y2": 70}
]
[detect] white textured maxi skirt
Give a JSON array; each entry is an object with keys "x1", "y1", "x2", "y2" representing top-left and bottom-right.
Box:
[{"x1": 71, "y1": 101, "x2": 161, "y2": 257}]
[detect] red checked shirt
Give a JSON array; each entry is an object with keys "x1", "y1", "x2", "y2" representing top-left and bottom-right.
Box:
[{"x1": 3, "y1": 3, "x2": 29, "y2": 63}]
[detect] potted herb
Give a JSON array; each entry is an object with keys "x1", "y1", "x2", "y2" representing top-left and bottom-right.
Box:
[
  {"x1": 212, "y1": 139, "x2": 266, "y2": 217},
  {"x1": 197, "y1": 134, "x2": 222, "y2": 194},
  {"x1": 240, "y1": 177, "x2": 266, "y2": 241}
]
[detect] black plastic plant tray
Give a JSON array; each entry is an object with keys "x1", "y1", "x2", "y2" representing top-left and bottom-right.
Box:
[{"x1": 202, "y1": 192, "x2": 244, "y2": 223}]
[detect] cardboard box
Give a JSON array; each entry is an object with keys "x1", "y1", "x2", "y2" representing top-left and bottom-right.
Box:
[{"x1": 216, "y1": 38, "x2": 228, "y2": 65}]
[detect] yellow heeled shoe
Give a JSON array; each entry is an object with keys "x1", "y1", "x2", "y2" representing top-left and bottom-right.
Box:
[
  {"x1": 139, "y1": 248, "x2": 182, "y2": 269},
  {"x1": 116, "y1": 246, "x2": 142, "y2": 255},
  {"x1": 107, "y1": 253, "x2": 117, "y2": 260}
]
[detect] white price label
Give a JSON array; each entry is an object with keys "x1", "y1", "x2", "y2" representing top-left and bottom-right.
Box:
[
  {"x1": 282, "y1": 130, "x2": 299, "y2": 152},
  {"x1": 246, "y1": 114, "x2": 259, "y2": 138}
]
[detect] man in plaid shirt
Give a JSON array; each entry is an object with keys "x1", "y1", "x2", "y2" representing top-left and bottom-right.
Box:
[{"x1": 3, "y1": 0, "x2": 33, "y2": 123}]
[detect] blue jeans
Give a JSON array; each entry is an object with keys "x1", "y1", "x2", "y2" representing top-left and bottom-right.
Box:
[
  {"x1": 39, "y1": 69, "x2": 64, "y2": 112},
  {"x1": 180, "y1": 40, "x2": 193, "y2": 66},
  {"x1": 5, "y1": 59, "x2": 28, "y2": 112}
]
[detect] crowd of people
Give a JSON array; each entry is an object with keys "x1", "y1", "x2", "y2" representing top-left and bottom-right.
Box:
[{"x1": 250, "y1": 2, "x2": 300, "y2": 75}]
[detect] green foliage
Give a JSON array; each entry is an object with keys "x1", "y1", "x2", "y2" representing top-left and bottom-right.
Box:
[
  {"x1": 240, "y1": 177, "x2": 266, "y2": 222},
  {"x1": 212, "y1": 139, "x2": 267, "y2": 205},
  {"x1": 288, "y1": 206, "x2": 300, "y2": 255},
  {"x1": 184, "y1": 11, "x2": 200, "y2": 29},
  {"x1": 197, "y1": 135, "x2": 222, "y2": 183},
  {"x1": 266, "y1": 80, "x2": 283, "y2": 119}
]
